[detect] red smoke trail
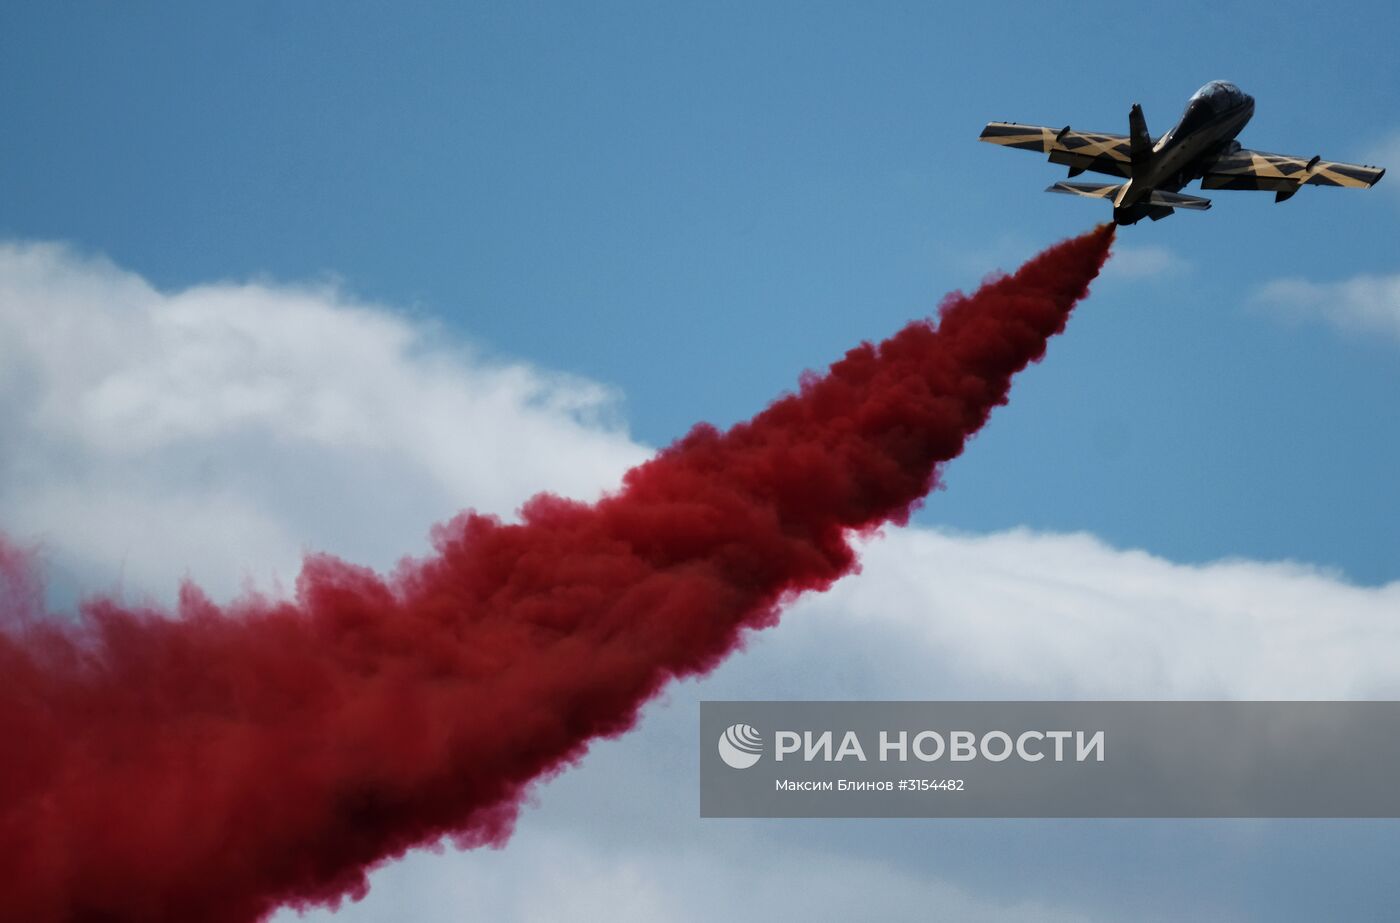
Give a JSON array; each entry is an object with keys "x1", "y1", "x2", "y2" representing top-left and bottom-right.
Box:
[{"x1": 0, "y1": 226, "x2": 1112, "y2": 922}]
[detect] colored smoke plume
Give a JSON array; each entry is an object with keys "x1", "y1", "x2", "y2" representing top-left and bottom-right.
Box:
[{"x1": 0, "y1": 226, "x2": 1113, "y2": 922}]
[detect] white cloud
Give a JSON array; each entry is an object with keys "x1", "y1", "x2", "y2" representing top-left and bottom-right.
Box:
[
  {"x1": 1254, "y1": 272, "x2": 1400, "y2": 342},
  {"x1": 1097, "y1": 244, "x2": 1189, "y2": 281},
  {"x1": 798, "y1": 528, "x2": 1400, "y2": 700},
  {"x1": 0, "y1": 241, "x2": 648, "y2": 599}
]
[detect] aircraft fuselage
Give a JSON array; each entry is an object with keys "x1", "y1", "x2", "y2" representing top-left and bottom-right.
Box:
[{"x1": 1113, "y1": 82, "x2": 1255, "y2": 224}]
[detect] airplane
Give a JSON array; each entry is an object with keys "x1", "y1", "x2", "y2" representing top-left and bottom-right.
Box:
[{"x1": 979, "y1": 81, "x2": 1385, "y2": 225}]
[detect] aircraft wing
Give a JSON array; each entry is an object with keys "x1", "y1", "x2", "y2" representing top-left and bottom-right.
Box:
[
  {"x1": 979, "y1": 122, "x2": 1133, "y2": 178},
  {"x1": 1201, "y1": 148, "x2": 1385, "y2": 196}
]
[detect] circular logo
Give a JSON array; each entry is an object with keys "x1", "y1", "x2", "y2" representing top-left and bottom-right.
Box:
[{"x1": 718, "y1": 723, "x2": 763, "y2": 769}]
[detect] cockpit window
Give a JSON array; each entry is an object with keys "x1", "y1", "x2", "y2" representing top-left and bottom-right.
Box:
[
  {"x1": 1162, "y1": 81, "x2": 1248, "y2": 145},
  {"x1": 1190, "y1": 80, "x2": 1245, "y2": 112},
  {"x1": 1174, "y1": 102, "x2": 1207, "y2": 137}
]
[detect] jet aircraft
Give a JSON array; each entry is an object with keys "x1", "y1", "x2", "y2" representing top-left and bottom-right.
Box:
[{"x1": 979, "y1": 81, "x2": 1385, "y2": 225}]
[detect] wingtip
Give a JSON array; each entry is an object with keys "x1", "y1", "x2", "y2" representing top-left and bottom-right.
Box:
[{"x1": 976, "y1": 122, "x2": 1005, "y2": 141}]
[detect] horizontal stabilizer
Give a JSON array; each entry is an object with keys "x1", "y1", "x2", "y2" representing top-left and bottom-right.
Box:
[
  {"x1": 1147, "y1": 189, "x2": 1211, "y2": 210},
  {"x1": 1045, "y1": 180, "x2": 1122, "y2": 199}
]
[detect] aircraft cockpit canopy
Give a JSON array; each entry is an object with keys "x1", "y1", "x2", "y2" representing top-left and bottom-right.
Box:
[{"x1": 1172, "y1": 81, "x2": 1250, "y2": 138}]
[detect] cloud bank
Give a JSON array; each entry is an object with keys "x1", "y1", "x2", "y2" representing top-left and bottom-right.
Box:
[
  {"x1": 1255, "y1": 272, "x2": 1400, "y2": 343},
  {"x1": 0, "y1": 241, "x2": 646, "y2": 600},
  {"x1": 3, "y1": 240, "x2": 1394, "y2": 922}
]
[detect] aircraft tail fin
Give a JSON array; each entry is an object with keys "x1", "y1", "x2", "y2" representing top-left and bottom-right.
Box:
[
  {"x1": 1045, "y1": 180, "x2": 1122, "y2": 200},
  {"x1": 1129, "y1": 104, "x2": 1152, "y2": 174}
]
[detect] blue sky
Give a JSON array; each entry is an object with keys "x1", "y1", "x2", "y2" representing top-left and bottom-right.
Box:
[
  {"x1": 2, "y1": 3, "x2": 1399, "y2": 920},
  {"x1": 3, "y1": 1, "x2": 1395, "y2": 583}
]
